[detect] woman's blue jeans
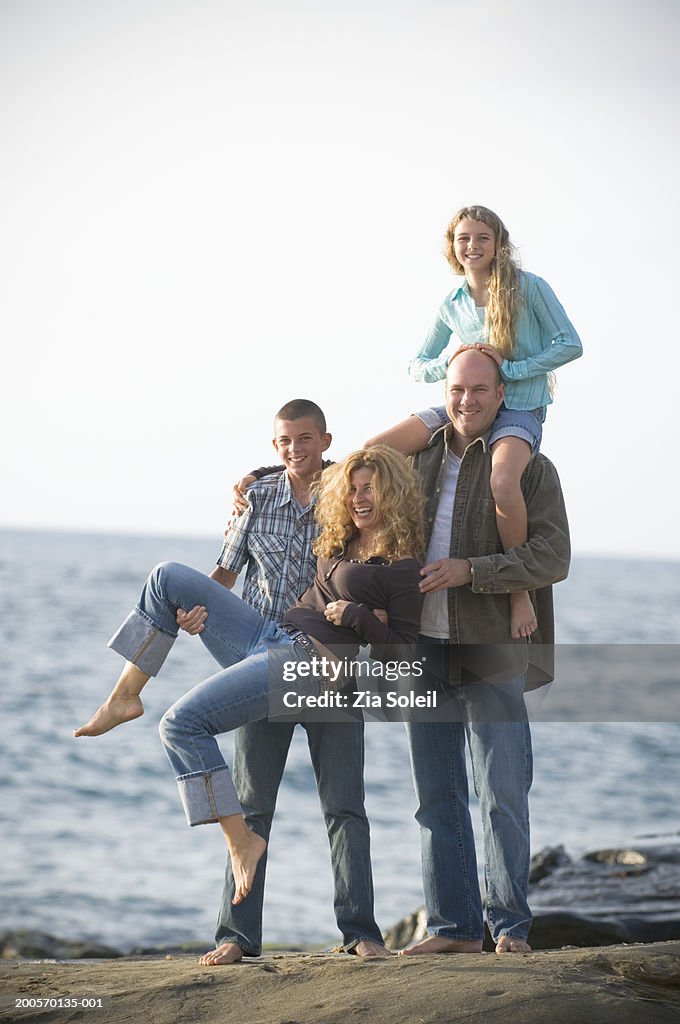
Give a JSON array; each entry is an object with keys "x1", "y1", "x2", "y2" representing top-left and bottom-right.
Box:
[
  {"x1": 404, "y1": 635, "x2": 533, "y2": 943},
  {"x1": 109, "y1": 561, "x2": 320, "y2": 826}
]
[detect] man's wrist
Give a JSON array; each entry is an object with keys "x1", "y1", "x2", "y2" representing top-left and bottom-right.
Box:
[{"x1": 466, "y1": 559, "x2": 474, "y2": 585}]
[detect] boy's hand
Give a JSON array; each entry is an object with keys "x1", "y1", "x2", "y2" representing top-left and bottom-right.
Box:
[{"x1": 177, "y1": 605, "x2": 208, "y2": 634}]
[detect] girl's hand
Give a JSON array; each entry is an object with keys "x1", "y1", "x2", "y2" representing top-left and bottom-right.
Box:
[
  {"x1": 324, "y1": 600, "x2": 351, "y2": 625},
  {"x1": 473, "y1": 343, "x2": 503, "y2": 366}
]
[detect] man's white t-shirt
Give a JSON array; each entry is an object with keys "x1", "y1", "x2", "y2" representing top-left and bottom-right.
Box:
[{"x1": 419, "y1": 449, "x2": 460, "y2": 639}]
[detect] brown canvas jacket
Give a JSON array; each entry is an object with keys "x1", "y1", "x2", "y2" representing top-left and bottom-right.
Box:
[{"x1": 411, "y1": 425, "x2": 571, "y2": 689}]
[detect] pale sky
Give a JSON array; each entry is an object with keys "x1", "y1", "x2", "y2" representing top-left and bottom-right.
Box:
[{"x1": 2, "y1": 0, "x2": 679, "y2": 557}]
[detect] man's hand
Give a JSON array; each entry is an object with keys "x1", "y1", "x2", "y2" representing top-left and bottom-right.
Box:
[
  {"x1": 324, "y1": 600, "x2": 352, "y2": 626},
  {"x1": 371, "y1": 608, "x2": 388, "y2": 625},
  {"x1": 177, "y1": 605, "x2": 208, "y2": 635},
  {"x1": 419, "y1": 559, "x2": 472, "y2": 593}
]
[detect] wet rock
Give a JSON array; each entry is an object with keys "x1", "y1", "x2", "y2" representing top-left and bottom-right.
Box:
[
  {"x1": 385, "y1": 836, "x2": 680, "y2": 951},
  {"x1": 528, "y1": 844, "x2": 572, "y2": 883},
  {"x1": 0, "y1": 929, "x2": 123, "y2": 960}
]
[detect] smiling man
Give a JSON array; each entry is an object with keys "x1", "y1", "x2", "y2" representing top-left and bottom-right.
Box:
[{"x1": 367, "y1": 348, "x2": 571, "y2": 955}]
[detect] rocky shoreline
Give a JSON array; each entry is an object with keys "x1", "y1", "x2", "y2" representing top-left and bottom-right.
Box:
[
  {"x1": 4, "y1": 838, "x2": 678, "y2": 962},
  {"x1": 2, "y1": 840, "x2": 680, "y2": 1023}
]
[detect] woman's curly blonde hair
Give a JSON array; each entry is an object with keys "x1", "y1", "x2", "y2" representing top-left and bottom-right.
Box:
[
  {"x1": 444, "y1": 205, "x2": 522, "y2": 361},
  {"x1": 312, "y1": 446, "x2": 425, "y2": 562}
]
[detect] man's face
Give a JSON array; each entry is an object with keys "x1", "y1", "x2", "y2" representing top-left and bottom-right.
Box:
[
  {"x1": 445, "y1": 352, "x2": 504, "y2": 446},
  {"x1": 272, "y1": 416, "x2": 331, "y2": 478}
]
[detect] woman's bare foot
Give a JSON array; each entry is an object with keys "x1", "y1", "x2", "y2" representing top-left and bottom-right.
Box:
[
  {"x1": 495, "y1": 935, "x2": 531, "y2": 953},
  {"x1": 510, "y1": 591, "x2": 537, "y2": 639},
  {"x1": 353, "y1": 940, "x2": 391, "y2": 957},
  {"x1": 224, "y1": 824, "x2": 267, "y2": 904},
  {"x1": 199, "y1": 942, "x2": 244, "y2": 966},
  {"x1": 74, "y1": 694, "x2": 144, "y2": 737},
  {"x1": 399, "y1": 936, "x2": 483, "y2": 955}
]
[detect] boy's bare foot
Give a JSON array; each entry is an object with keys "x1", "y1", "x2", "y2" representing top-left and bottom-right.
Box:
[
  {"x1": 495, "y1": 935, "x2": 531, "y2": 953},
  {"x1": 399, "y1": 936, "x2": 483, "y2": 956},
  {"x1": 510, "y1": 591, "x2": 537, "y2": 639},
  {"x1": 353, "y1": 940, "x2": 391, "y2": 957},
  {"x1": 199, "y1": 942, "x2": 244, "y2": 966},
  {"x1": 227, "y1": 830, "x2": 267, "y2": 904},
  {"x1": 73, "y1": 695, "x2": 144, "y2": 737}
]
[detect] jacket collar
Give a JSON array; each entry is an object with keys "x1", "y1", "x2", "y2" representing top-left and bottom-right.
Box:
[{"x1": 428, "y1": 421, "x2": 491, "y2": 458}]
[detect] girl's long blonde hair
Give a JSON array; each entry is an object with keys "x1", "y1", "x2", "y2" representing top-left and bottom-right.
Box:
[
  {"x1": 444, "y1": 205, "x2": 522, "y2": 360},
  {"x1": 312, "y1": 446, "x2": 425, "y2": 562}
]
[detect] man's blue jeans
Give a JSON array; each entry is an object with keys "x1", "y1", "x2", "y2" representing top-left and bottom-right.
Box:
[
  {"x1": 405, "y1": 635, "x2": 533, "y2": 943},
  {"x1": 109, "y1": 561, "x2": 382, "y2": 952}
]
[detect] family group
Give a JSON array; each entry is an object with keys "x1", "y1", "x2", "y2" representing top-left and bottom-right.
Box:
[{"x1": 75, "y1": 205, "x2": 580, "y2": 963}]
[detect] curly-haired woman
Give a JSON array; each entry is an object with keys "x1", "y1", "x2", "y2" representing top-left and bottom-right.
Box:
[{"x1": 75, "y1": 446, "x2": 424, "y2": 912}]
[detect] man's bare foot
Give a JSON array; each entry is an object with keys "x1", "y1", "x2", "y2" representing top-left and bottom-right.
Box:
[
  {"x1": 199, "y1": 941, "x2": 244, "y2": 966},
  {"x1": 227, "y1": 829, "x2": 267, "y2": 904},
  {"x1": 510, "y1": 591, "x2": 537, "y2": 639},
  {"x1": 73, "y1": 695, "x2": 144, "y2": 737},
  {"x1": 399, "y1": 936, "x2": 483, "y2": 956},
  {"x1": 495, "y1": 935, "x2": 531, "y2": 953},
  {"x1": 353, "y1": 940, "x2": 391, "y2": 957}
]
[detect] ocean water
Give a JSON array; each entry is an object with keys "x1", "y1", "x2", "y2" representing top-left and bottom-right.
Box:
[{"x1": 1, "y1": 529, "x2": 678, "y2": 952}]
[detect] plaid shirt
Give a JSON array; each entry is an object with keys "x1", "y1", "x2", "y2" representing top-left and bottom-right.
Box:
[{"x1": 216, "y1": 470, "x2": 318, "y2": 623}]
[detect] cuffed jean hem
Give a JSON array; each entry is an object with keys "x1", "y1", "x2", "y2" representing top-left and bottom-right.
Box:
[
  {"x1": 176, "y1": 765, "x2": 242, "y2": 826},
  {"x1": 211, "y1": 936, "x2": 261, "y2": 957},
  {"x1": 108, "y1": 608, "x2": 176, "y2": 676},
  {"x1": 488, "y1": 406, "x2": 544, "y2": 456},
  {"x1": 427, "y1": 928, "x2": 483, "y2": 941},
  {"x1": 343, "y1": 936, "x2": 385, "y2": 953},
  {"x1": 494, "y1": 926, "x2": 532, "y2": 942}
]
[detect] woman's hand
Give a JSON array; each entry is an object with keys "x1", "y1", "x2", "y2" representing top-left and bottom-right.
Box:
[{"x1": 324, "y1": 600, "x2": 351, "y2": 626}]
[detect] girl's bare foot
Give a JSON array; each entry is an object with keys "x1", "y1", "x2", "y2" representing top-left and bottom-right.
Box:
[
  {"x1": 399, "y1": 936, "x2": 483, "y2": 955},
  {"x1": 199, "y1": 942, "x2": 244, "y2": 966},
  {"x1": 495, "y1": 935, "x2": 531, "y2": 953},
  {"x1": 353, "y1": 940, "x2": 391, "y2": 957},
  {"x1": 74, "y1": 695, "x2": 144, "y2": 737},
  {"x1": 225, "y1": 826, "x2": 267, "y2": 904},
  {"x1": 510, "y1": 591, "x2": 537, "y2": 639}
]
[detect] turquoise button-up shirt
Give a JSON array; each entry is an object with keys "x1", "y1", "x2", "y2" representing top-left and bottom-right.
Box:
[{"x1": 407, "y1": 271, "x2": 582, "y2": 411}]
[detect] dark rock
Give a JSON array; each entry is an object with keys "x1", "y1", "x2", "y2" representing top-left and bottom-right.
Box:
[
  {"x1": 0, "y1": 929, "x2": 123, "y2": 960},
  {"x1": 529, "y1": 844, "x2": 572, "y2": 883},
  {"x1": 385, "y1": 836, "x2": 680, "y2": 951}
]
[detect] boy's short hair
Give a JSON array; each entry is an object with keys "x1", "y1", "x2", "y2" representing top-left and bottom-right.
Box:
[{"x1": 274, "y1": 399, "x2": 327, "y2": 435}]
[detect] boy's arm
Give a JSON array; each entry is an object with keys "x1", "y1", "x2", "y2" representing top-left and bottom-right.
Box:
[{"x1": 209, "y1": 565, "x2": 239, "y2": 588}]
